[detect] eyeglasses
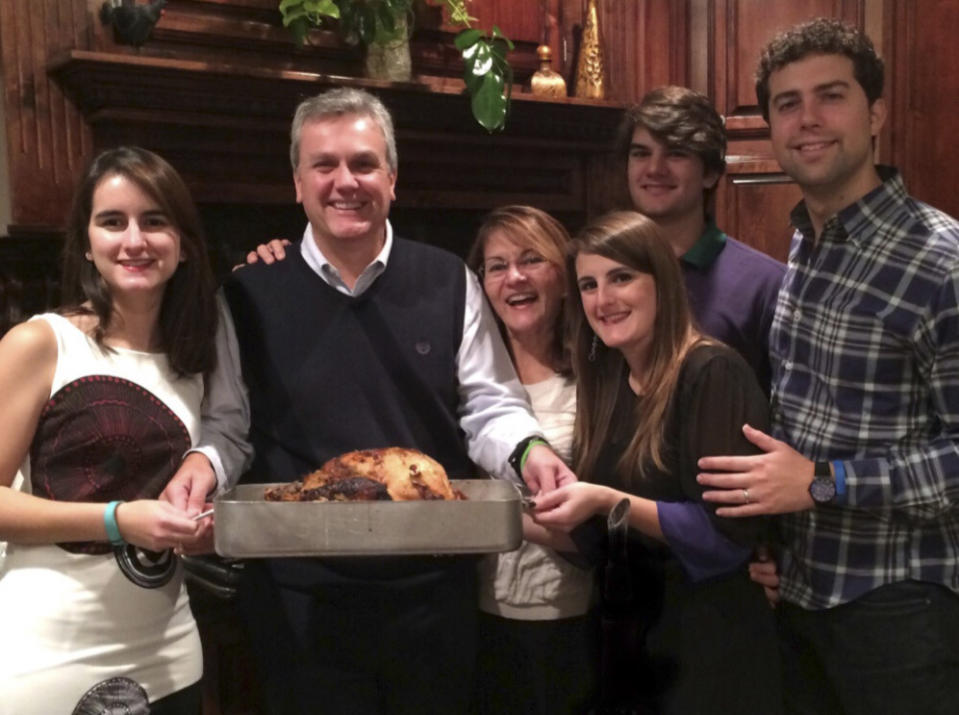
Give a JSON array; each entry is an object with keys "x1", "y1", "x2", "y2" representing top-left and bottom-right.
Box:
[{"x1": 481, "y1": 253, "x2": 549, "y2": 281}]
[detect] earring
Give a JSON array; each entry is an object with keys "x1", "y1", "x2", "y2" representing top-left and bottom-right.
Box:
[
  {"x1": 588, "y1": 333, "x2": 598, "y2": 362},
  {"x1": 84, "y1": 251, "x2": 93, "y2": 261}
]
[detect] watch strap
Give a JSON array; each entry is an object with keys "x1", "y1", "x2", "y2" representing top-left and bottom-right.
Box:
[{"x1": 809, "y1": 462, "x2": 837, "y2": 504}]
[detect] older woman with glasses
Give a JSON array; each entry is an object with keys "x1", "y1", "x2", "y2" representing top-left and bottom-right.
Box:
[{"x1": 467, "y1": 205, "x2": 597, "y2": 715}]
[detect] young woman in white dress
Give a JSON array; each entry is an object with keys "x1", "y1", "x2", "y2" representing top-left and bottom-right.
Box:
[{"x1": 0, "y1": 146, "x2": 218, "y2": 714}]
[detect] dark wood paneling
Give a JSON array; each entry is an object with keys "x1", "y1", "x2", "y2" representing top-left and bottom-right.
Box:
[
  {"x1": 0, "y1": 0, "x2": 93, "y2": 227},
  {"x1": 554, "y1": 0, "x2": 688, "y2": 105},
  {"x1": 886, "y1": 0, "x2": 959, "y2": 220},
  {"x1": 466, "y1": 0, "x2": 545, "y2": 41}
]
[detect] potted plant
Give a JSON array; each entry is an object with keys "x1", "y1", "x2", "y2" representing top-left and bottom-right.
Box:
[{"x1": 277, "y1": 0, "x2": 513, "y2": 131}]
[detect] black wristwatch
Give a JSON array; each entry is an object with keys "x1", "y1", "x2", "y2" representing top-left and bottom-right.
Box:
[
  {"x1": 808, "y1": 461, "x2": 836, "y2": 504},
  {"x1": 508, "y1": 435, "x2": 550, "y2": 480}
]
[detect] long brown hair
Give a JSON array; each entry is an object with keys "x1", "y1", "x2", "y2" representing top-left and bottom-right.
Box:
[
  {"x1": 61, "y1": 146, "x2": 217, "y2": 377},
  {"x1": 568, "y1": 210, "x2": 706, "y2": 483},
  {"x1": 467, "y1": 205, "x2": 572, "y2": 376}
]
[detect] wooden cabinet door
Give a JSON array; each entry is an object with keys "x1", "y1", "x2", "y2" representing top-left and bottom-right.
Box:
[{"x1": 886, "y1": 0, "x2": 959, "y2": 222}]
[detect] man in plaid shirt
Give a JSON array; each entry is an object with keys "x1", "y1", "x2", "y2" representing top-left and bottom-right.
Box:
[{"x1": 697, "y1": 18, "x2": 959, "y2": 715}]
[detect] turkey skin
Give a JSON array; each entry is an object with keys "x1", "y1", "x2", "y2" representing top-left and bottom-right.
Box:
[{"x1": 263, "y1": 447, "x2": 463, "y2": 502}]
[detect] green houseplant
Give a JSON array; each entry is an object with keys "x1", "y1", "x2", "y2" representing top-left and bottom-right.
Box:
[{"x1": 278, "y1": 0, "x2": 513, "y2": 131}]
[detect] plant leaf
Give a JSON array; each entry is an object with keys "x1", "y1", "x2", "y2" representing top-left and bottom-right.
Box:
[
  {"x1": 351, "y1": 4, "x2": 373, "y2": 45},
  {"x1": 303, "y1": 0, "x2": 338, "y2": 17},
  {"x1": 314, "y1": 0, "x2": 340, "y2": 18},
  {"x1": 377, "y1": 4, "x2": 396, "y2": 35},
  {"x1": 288, "y1": 16, "x2": 309, "y2": 43},
  {"x1": 465, "y1": 40, "x2": 493, "y2": 76},
  {"x1": 454, "y1": 28, "x2": 483, "y2": 51},
  {"x1": 472, "y1": 72, "x2": 507, "y2": 132},
  {"x1": 281, "y1": 7, "x2": 307, "y2": 27},
  {"x1": 490, "y1": 25, "x2": 515, "y2": 51}
]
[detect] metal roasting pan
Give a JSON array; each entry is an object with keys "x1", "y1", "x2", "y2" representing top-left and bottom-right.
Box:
[{"x1": 214, "y1": 479, "x2": 523, "y2": 557}]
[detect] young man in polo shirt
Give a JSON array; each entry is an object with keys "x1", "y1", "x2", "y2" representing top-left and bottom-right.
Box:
[
  {"x1": 698, "y1": 18, "x2": 959, "y2": 714},
  {"x1": 621, "y1": 85, "x2": 785, "y2": 392}
]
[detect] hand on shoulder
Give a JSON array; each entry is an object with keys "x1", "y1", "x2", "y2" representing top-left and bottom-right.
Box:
[{"x1": 234, "y1": 238, "x2": 291, "y2": 271}]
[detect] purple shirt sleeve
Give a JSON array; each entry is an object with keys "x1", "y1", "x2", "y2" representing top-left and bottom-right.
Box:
[{"x1": 658, "y1": 501, "x2": 751, "y2": 582}]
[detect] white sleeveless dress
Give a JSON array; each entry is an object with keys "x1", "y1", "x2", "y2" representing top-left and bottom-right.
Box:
[{"x1": 0, "y1": 314, "x2": 203, "y2": 714}]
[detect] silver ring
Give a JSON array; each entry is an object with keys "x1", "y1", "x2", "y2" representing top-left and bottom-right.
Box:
[{"x1": 742, "y1": 489, "x2": 750, "y2": 504}]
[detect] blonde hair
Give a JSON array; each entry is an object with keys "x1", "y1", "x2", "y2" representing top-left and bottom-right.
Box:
[{"x1": 467, "y1": 205, "x2": 572, "y2": 376}]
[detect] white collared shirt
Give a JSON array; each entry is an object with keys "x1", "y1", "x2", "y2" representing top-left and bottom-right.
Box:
[
  {"x1": 194, "y1": 220, "x2": 542, "y2": 489},
  {"x1": 300, "y1": 221, "x2": 392, "y2": 296}
]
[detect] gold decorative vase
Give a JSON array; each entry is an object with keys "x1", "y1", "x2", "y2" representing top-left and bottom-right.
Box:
[
  {"x1": 575, "y1": 0, "x2": 606, "y2": 99},
  {"x1": 530, "y1": 45, "x2": 567, "y2": 98}
]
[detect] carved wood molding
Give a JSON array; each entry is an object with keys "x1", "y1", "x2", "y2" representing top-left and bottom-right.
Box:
[
  {"x1": 49, "y1": 49, "x2": 625, "y2": 213},
  {"x1": 51, "y1": 50, "x2": 623, "y2": 140}
]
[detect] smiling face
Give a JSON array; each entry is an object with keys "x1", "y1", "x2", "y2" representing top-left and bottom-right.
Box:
[
  {"x1": 575, "y1": 251, "x2": 658, "y2": 366},
  {"x1": 482, "y1": 228, "x2": 565, "y2": 341},
  {"x1": 767, "y1": 53, "x2": 885, "y2": 205},
  {"x1": 86, "y1": 173, "x2": 182, "y2": 302},
  {"x1": 627, "y1": 127, "x2": 718, "y2": 224},
  {"x1": 293, "y1": 114, "x2": 397, "y2": 252}
]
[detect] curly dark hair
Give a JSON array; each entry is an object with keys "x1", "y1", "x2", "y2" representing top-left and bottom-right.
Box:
[{"x1": 755, "y1": 17, "x2": 884, "y2": 121}]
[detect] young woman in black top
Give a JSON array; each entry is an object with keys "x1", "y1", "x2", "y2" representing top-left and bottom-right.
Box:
[{"x1": 532, "y1": 211, "x2": 782, "y2": 714}]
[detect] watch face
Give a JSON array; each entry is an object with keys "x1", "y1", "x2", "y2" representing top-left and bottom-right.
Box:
[{"x1": 810, "y1": 476, "x2": 836, "y2": 504}]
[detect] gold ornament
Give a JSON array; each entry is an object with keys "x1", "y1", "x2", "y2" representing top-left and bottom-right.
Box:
[
  {"x1": 575, "y1": 0, "x2": 606, "y2": 99},
  {"x1": 531, "y1": 45, "x2": 567, "y2": 98}
]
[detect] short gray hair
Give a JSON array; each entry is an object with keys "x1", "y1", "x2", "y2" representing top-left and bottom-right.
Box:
[{"x1": 289, "y1": 88, "x2": 398, "y2": 173}]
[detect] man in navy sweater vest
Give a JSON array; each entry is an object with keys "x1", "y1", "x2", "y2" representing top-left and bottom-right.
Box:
[{"x1": 164, "y1": 88, "x2": 575, "y2": 714}]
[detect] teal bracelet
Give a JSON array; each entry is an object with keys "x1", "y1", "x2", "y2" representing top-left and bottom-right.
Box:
[
  {"x1": 103, "y1": 500, "x2": 125, "y2": 546},
  {"x1": 519, "y1": 438, "x2": 549, "y2": 473}
]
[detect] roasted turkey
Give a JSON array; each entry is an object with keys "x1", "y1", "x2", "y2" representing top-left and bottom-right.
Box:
[{"x1": 264, "y1": 447, "x2": 463, "y2": 502}]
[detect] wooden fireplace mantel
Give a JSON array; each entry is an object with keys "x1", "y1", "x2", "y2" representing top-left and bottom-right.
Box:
[{"x1": 50, "y1": 50, "x2": 628, "y2": 214}]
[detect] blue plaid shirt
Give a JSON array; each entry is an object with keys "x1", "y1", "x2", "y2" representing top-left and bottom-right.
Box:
[{"x1": 771, "y1": 167, "x2": 959, "y2": 609}]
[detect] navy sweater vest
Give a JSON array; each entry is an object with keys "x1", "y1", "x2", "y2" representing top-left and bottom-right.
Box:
[{"x1": 224, "y1": 237, "x2": 471, "y2": 485}]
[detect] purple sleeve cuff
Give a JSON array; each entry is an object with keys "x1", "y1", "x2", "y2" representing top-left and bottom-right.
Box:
[{"x1": 658, "y1": 501, "x2": 751, "y2": 582}]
